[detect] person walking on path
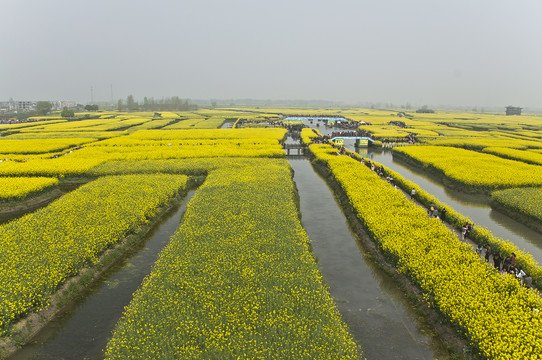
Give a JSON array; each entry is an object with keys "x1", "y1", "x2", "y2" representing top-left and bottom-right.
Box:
[
  {"x1": 429, "y1": 204, "x2": 435, "y2": 217},
  {"x1": 484, "y1": 245, "x2": 491, "y2": 262},
  {"x1": 465, "y1": 223, "x2": 473, "y2": 238},
  {"x1": 510, "y1": 253, "x2": 517, "y2": 270},
  {"x1": 503, "y1": 256, "x2": 512, "y2": 274},
  {"x1": 475, "y1": 244, "x2": 483, "y2": 257},
  {"x1": 410, "y1": 188, "x2": 416, "y2": 199},
  {"x1": 440, "y1": 208, "x2": 447, "y2": 222},
  {"x1": 516, "y1": 268, "x2": 526, "y2": 283},
  {"x1": 493, "y1": 253, "x2": 502, "y2": 271},
  {"x1": 432, "y1": 207, "x2": 439, "y2": 219}
]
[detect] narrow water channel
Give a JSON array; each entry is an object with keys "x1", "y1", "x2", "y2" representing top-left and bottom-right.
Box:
[
  {"x1": 288, "y1": 157, "x2": 449, "y2": 359},
  {"x1": 347, "y1": 144, "x2": 542, "y2": 264},
  {"x1": 10, "y1": 190, "x2": 196, "y2": 360}
]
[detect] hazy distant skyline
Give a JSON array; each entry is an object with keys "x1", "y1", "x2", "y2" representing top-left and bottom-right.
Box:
[{"x1": 2, "y1": 0, "x2": 542, "y2": 108}]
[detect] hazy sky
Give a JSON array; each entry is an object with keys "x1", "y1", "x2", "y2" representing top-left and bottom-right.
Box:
[{"x1": 2, "y1": 0, "x2": 542, "y2": 108}]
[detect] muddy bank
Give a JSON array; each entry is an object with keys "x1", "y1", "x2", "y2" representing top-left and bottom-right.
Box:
[{"x1": 0, "y1": 189, "x2": 63, "y2": 224}]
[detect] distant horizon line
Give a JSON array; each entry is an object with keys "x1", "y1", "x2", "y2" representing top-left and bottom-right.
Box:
[{"x1": 1, "y1": 98, "x2": 539, "y2": 113}]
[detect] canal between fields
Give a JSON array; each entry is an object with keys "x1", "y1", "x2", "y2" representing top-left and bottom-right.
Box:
[
  {"x1": 345, "y1": 142, "x2": 542, "y2": 265},
  {"x1": 9, "y1": 191, "x2": 196, "y2": 360},
  {"x1": 281, "y1": 133, "x2": 449, "y2": 359}
]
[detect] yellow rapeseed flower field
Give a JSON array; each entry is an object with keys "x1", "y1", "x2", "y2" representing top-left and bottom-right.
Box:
[
  {"x1": 492, "y1": 187, "x2": 542, "y2": 223},
  {"x1": 0, "y1": 174, "x2": 188, "y2": 334},
  {"x1": 0, "y1": 138, "x2": 97, "y2": 154},
  {"x1": 395, "y1": 145, "x2": 542, "y2": 190},
  {"x1": 0, "y1": 176, "x2": 58, "y2": 200},
  {"x1": 0, "y1": 157, "x2": 107, "y2": 177},
  {"x1": 105, "y1": 161, "x2": 361, "y2": 359},
  {"x1": 483, "y1": 146, "x2": 542, "y2": 165}
]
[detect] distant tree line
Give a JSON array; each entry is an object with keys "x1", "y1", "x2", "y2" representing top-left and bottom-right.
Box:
[
  {"x1": 416, "y1": 105, "x2": 435, "y2": 114},
  {"x1": 85, "y1": 104, "x2": 99, "y2": 111},
  {"x1": 117, "y1": 95, "x2": 197, "y2": 112}
]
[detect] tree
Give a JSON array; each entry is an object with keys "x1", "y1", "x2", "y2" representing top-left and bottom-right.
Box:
[
  {"x1": 416, "y1": 105, "x2": 435, "y2": 114},
  {"x1": 61, "y1": 108, "x2": 75, "y2": 118},
  {"x1": 36, "y1": 101, "x2": 52, "y2": 116},
  {"x1": 117, "y1": 99, "x2": 123, "y2": 112},
  {"x1": 126, "y1": 95, "x2": 138, "y2": 111},
  {"x1": 143, "y1": 97, "x2": 150, "y2": 111},
  {"x1": 85, "y1": 104, "x2": 99, "y2": 111}
]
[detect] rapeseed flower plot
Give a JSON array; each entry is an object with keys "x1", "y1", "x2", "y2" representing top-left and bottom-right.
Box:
[
  {"x1": 310, "y1": 144, "x2": 542, "y2": 359},
  {"x1": 17, "y1": 119, "x2": 119, "y2": 132},
  {"x1": 125, "y1": 119, "x2": 178, "y2": 131},
  {"x1": 89, "y1": 158, "x2": 283, "y2": 177},
  {"x1": 394, "y1": 146, "x2": 542, "y2": 189},
  {"x1": 0, "y1": 174, "x2": 188, "y2": 334},
  {"x1": 0, "y1": 138, "x2": 96, "y2": 154},
  {"x1": 64, "y1": 144, "x2": 285, "y2": 161},
  {"x1": 4, "y1": 131, "x2": 118, "y2": 140},
  {"x1": 0, "y1": 176, "x2": 58, "y2": 200},
  {"x1": 162, "y1": 116, "x2": 226, "y2": 129},
  {"x1": 21, "y1": 117, "x2": 147, "y2": 133},
  {"x1": 422, "y1": 137, "x2": 542, "y2": 150},
  {"x1": 0, "y1": 119, "x2": 66, "y2": 132},
  {"x1": 90, "y1": 137, "x2": 281, "y2": 147},
  {"x1": 483, "y1": 147, "x2": 542, "y2": 165},
  {"x1": 127, "y1": 128, "x2": 287, "y2": 141},
  {"x1": 301, "y1": 128, "x2": 320, "y2": 145},
  {"x1": 492, "y1": 187, "x2": 542, "y2": 223},
  {"x1": 105, "y1": 161, "x2": 361, "y2": 359},
  {"x1": 0, "y1": 157, "x2": 106, "y2": 177}
]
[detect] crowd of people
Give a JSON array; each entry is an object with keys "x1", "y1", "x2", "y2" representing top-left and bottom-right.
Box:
[
  {"x1": 380, "y1": 133, "x2": 418, "y2": 145},
  {"x1": 476, "y1": 247, "x2": 533, "y2": 288},
  {"x1": 325, "y1": 121, "x2": 365, "y2": 130},
  {"x1": 330, "y1": 130, "x2": 372, "y2": 138}
]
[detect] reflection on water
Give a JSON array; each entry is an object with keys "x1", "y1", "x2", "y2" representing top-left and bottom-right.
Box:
[
  {"x1": 289, "y1": 158, "x2": 449, "y2": 359},
  {"x1": 345, "y1": 142, "x2": 542, "y2": 264}
]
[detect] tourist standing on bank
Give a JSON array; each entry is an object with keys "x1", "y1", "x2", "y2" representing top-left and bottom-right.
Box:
[
  {"x1": 516, "y1": 268, "x2": 526, "y2": 283},
  {"x1": 440, "y1": 208, "x2": 447, "y2": 222},
  {"x1": 475, "y1": 244, "x2": 483, "y2": 257},
  {"x1": 462, "y1": 224, "x2": 468, "y2": 240},
  {"x1": 484, "y1": 245, "x2": 491, "y2": 263},
  {"x1": 493, "y1": 252, "x2": 502, "y2": 272}
]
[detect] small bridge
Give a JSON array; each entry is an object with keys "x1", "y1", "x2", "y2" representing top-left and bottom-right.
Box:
[{"x1": 283, "y1": 143, "x2": 305, "y2": 156}]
